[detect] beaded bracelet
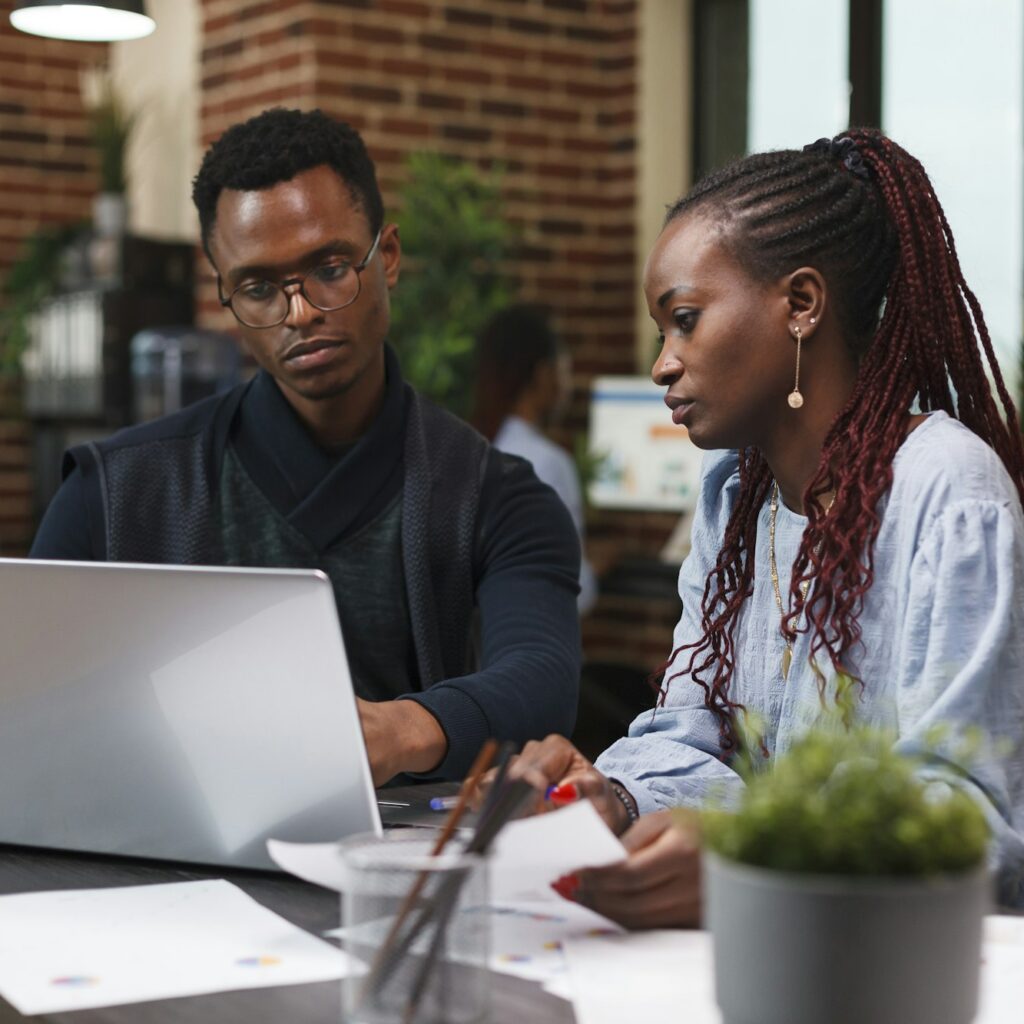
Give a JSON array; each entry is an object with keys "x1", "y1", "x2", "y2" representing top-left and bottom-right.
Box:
[{"x1": 608, "y1": 779, "x2": 639, "y2": 826}]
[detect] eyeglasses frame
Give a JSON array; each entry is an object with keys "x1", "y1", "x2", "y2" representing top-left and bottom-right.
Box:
[{"x1": 217, "y1": 228, "x2": 383, "y2": 329}]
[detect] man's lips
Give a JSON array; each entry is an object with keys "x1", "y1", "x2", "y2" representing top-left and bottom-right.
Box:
[{"x1": 282, "y1": 338, "x2": 345, "y2": 368}]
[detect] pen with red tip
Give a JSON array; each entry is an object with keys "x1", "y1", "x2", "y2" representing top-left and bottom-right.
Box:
[{"x1": 545, "y1": 781, "x2": 580, "y2": 805}]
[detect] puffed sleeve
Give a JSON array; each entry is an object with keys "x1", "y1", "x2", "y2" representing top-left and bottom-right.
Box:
[{"x1": 894, "y1": 498, "x2": 1024, "y2": 907}]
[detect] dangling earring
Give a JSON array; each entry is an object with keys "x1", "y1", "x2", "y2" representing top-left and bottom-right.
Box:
[{"x1": 788, "y1": 325, "x2": 804, "y2": 409}]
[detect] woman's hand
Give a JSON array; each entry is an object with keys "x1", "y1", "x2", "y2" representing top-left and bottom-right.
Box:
[
  {"x1": 468, "y1": 734, "x2": 632, "y2": 834},
  {"x1": 553, "y1": 810, "x2": 702, "y2": 930}
]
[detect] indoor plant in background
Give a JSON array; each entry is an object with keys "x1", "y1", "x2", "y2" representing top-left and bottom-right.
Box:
[
  {"x1": 388, "y1": 152, "x2": 513, "y2": 419},
  {"x1": 80, "y1": 65, "x2": 134, "y2": 238},
  {"x1": 698, "y1": 713, "x2": 991, "y2": 1024}
]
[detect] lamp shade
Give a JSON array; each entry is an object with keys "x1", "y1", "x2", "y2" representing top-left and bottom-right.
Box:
[{"x1": 10, "y1": 1, "x2": 155, "y2": 42}]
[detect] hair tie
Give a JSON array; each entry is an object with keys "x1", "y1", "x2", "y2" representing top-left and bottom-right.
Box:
[{"x1": 804, "y1": 135, "x2": 870, "y2": 181}]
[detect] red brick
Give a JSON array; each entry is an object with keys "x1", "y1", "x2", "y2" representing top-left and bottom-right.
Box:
[
  {"x1": 420, "y1": 32, "x2": 469, "y2": 53},
  {"x1": 418, "y1": 91, "x2": 466, "y2": 112},
  {"x1": 443, "y1": 66, "x2": 492, "y2": 86},
  {"x1": 379, "y1": 57, "x2": 432, "y2": 77},
  {"x1": 506, "y1": 73, "x2": 554, "y2": 92},
  {"x1": 534, "y1": 105, "x2": 581, "y2": 125},
  {"x1": 352, "y1": 24, "x2": 406, "y2": 45},
  {"x1": 377, "y1": 0, "x2": 431, "y2": 14},
  {"x1": 480, "y1": 41, "x2": 529, "y2": 61},
  {"x1": 503, "y1": 130, "x2": 549, "y2": 148},
  {"x1": 380, "y1": 118, "x2": 432, "y2": 139}
]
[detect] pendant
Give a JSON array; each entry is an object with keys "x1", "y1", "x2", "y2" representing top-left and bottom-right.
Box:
[{"x1": 781, "y1": 647, "x2": 792, "y2": 680}]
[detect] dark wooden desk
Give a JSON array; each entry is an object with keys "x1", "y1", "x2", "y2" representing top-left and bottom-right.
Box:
[{"x1": 0, "y1": 788, "x2": 575, "y2": 1024}]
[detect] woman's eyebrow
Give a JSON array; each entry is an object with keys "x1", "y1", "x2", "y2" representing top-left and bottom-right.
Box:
[{"x1": 657, "y1": 284, "x2": 694, "y2": 308}]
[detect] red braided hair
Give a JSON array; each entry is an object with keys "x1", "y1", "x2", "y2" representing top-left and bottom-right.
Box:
[{"x1": 654, "y1": 129, "x2": 1024, "y2": 753}]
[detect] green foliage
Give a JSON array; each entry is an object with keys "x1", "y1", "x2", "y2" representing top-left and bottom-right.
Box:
[
  {"x1": 88, "y1": 80, "x2": 133, "y2": 194},
  {"x1": 699, "y1": 723, "x2": 990, "y2": 878},
  {"x1": 0, "y1": 225, "x2": 82, "y2": 371},
  {"x1": 572, "y1": 434, "x2": 608, "y2": 508},
  {"x1": 388, "y1": 153, "x2": 514, "y2": 418}
]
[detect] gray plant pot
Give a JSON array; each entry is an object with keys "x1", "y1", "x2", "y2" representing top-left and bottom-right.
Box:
[
  {"x1": 93, "y1": 192, "x2": 128, "y2": 237},
  {"x1": 704, "y1": 851, "x2": 989, "y2": 1024}
]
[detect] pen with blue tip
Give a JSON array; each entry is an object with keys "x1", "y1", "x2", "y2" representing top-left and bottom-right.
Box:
[{"x1": 430, "y1": 782, "x2": 578, "y2": 812}]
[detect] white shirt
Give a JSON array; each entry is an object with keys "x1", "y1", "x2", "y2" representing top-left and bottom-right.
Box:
[{"x1": 493, "y1": 415, "x2": 597, "y2": 614}]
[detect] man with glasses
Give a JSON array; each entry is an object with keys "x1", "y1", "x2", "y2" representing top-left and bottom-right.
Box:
[{"x1": 30, "y1": 108, "x2": 582, "y2": 786}]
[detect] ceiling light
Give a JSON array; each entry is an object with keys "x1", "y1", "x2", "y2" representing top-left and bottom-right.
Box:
[{"x1": 10, "y1": 2, "x2": 155, "y2": 42}]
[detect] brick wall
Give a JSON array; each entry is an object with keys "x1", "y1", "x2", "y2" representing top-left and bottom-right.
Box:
[{"x1": 0, "y1": 1, "x2": 105, "y2": 552}]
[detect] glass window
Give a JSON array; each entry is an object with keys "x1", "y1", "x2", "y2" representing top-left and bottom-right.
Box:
[
  {"x1": 883, "y1": 0, "x2": 1023, "y2": 386},
  {"x1": 747, "y1": 0, "x2": 850, "y2": 151}
]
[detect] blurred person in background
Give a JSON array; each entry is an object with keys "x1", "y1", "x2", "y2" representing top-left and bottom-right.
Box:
[{"x1": 471, "y1": 304, "x2": 597, "y2": 614}]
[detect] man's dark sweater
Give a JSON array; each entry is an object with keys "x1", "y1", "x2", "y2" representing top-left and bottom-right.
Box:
[{"x1": 30, "y1": 348, "x2": 582, "y2": 778}]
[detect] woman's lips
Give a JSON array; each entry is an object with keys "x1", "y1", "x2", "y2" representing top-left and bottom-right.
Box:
[{"x1": 671, "y1": 400, "x2": 693, "y2": 425}]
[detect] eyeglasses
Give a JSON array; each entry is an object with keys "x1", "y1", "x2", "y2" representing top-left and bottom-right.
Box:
[{"x1": 218, "y1": 230, "x2": 382, "y2": 329}]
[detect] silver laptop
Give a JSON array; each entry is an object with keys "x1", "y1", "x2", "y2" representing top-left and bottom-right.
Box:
[{"x1": 0, "y1": 558, "x2": 382, "y2": 870}]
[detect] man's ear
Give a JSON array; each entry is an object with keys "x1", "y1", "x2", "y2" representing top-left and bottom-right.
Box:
[
  {"x1": 785, "y1": 267, "x2": 826, "y2": 337},
  {"x1": 379, "y1": 222, "x2": 401, "y2": 289}
]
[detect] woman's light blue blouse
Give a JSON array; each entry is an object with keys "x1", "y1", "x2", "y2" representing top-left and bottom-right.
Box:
[{"x1": 595, "y1": 412, "x2": 1024, "y2": 905}]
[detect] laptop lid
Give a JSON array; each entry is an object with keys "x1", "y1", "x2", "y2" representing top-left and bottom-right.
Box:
[{"x1": 0, "y1": 558, "x2": 382, "y2": 870}]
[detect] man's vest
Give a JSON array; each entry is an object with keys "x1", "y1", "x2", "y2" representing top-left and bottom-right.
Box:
[{"x1": 64, "y1": 385, "x2": 493, "y2": 689}]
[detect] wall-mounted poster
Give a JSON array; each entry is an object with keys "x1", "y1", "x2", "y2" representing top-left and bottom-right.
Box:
[{"x1": 587, "y1": 376, "x2": 704, "y2": 512}]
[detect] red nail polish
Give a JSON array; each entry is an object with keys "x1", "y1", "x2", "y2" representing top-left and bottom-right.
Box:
[
  {"x1": 561, "y1": 872, "x2": 581, "y2": 898},
  {"x1": 550, "y1": 877, "x2": 572, "y2": 899},
  {"x1": 549, "y1": 782, "x2": 579, "y2": 805}
]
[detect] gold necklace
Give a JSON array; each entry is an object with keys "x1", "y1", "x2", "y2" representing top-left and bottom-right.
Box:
[{"x1": 768, "y1": 482, "x2": 834, "y2": 680}]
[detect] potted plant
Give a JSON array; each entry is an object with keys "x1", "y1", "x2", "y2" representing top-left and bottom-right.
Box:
[
  {"x1": 388, "y1": 152, "x2": 513, "y2": 418},
  {"x1": 698, "y1": 720, "x2": 991, "y2": 1024},
  {"x1": 80, "y1": 66, "x2": 134, "y2": 237}
]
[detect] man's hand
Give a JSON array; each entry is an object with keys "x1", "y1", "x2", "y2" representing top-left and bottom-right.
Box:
[
  {"x1": 472, "y1": 734, "x2": 632, "y2": 835},
  {"x1": 356, "y1": 697, "x2": 447, "y2": 786},
  {"x1": 554, "y1": 810, "x2": 702, "y2": 930}
]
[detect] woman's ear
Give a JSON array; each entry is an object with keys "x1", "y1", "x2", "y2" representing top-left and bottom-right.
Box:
[{"x1": 786, "y1": 267, "x2": 826, "y2": 337}]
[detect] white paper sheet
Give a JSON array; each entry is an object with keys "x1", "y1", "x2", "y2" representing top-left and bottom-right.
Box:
[
  {"x1": 267, "y1": 836, "x2": 354, "y2": 890},
  {"x1": 0, "y1": 879, "x2": 355, "y2": 1014},
  {"x1": 269, "y1": 800, "x2": 626, "y2": 903},
  {"x1": 563, "y1": 930, "x2": 721, "y2": 1024},
  {"x1": 488, "y1": 801, "x2": 627, "y2": 901}
]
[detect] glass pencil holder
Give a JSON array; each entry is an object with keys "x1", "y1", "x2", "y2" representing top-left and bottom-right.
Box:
[{"x1": 337, "y1": 831, "x2": 489, "y2": 1024}]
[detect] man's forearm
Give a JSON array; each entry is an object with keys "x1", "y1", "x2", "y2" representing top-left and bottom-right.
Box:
[{"x1": 358, "y1": 697, "x2": 448, "y2": 785}]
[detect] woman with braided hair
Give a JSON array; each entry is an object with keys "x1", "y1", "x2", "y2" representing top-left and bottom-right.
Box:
[{"x1": 500, "y1": 129, "x2": 1024, "y2": 927}]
